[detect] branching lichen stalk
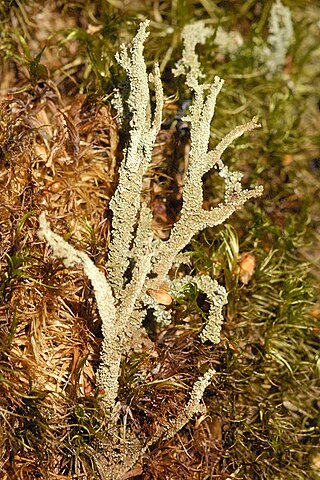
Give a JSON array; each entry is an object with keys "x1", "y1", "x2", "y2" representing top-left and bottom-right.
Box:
[
  {"x1": 37, "y1": 21, "x2": 263, "y2": 468},
  {"x1": 145, "y1": 368, "x2": 216, "y2": 447},
  {"x1": 38, "y1": 213, "x2": 120, "y2": 409},
  {"x1": 106, "y1": 21, "x2": 163, "y2": 297}
]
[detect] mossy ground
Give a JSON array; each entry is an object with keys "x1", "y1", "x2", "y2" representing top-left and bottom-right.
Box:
[{"x1": 0, "y1": 1, "x2": 319, "y2": 479}]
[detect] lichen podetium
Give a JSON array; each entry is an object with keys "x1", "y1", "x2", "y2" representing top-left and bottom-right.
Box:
[{"x1": 38, "y1": 20, "x2": 263, "y2": 479}]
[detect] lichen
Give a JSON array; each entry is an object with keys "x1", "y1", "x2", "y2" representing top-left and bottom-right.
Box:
[
  {"x1": 170, "y1": 274, "x2": 228, "y2": 344},
  {"x1": 255, "y1": 0, "x2": 294, "y2": 77},
  {"x1": 37, "y1": 19, "x2": 263, "y2": 475}
]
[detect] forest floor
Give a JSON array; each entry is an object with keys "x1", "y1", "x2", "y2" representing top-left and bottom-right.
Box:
[{"x1": 0, "y1": 1, "x2": 319, "y2": 479}]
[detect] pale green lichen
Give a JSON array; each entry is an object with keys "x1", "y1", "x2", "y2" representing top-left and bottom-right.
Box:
[
  {"x1": 163, "y1": 367, "x2": 216, "y2": 439},
  {"x1": 106, "y1": 20, "x2": 163, "y2": 297},
  {"x1": 214, "y1": 26, "x2": 243, "y2": 57},
  {"x1": 38, "y1": 212, "x2": 119, "y2": 409},
  {"x1": 148, "y1": 22, "x2": 263, "y2": 288},
  {"x1": 145, "y1": 368, "x2": 216, "y2": 447},
  {"x1": 173, "y1": 20, "x2": 214, "y2": 89},
  {"x1": 141, "y1": 291, "x2": 172, "y2": 326},
  {"x1": 255, "y1": 0, "x2": 294, "y2": 77},
  {"x1": 266, "y1": 0, "x2": 294, "y2": 74},
  {"x1": 170, "y1": 275, "x2": 228, "y2": 344},
  {"x1": 38, "y1": 19, "x2": 263, "y2": 409},
  {"x1": 38, "y1": 20, "x2": 263, "y2": 474}
]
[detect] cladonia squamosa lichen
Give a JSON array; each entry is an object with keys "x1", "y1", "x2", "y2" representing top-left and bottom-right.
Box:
[{"x1": 38, "y1": 20, "x2": 263, "y2": 477}]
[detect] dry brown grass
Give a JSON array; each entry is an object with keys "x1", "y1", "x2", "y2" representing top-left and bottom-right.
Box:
[{"x1": 0, "y1": 71, "x2": 119, "y2": 477}]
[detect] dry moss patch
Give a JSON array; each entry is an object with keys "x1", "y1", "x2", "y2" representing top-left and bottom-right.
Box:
[{"x1": 0, "y1": 81, "x2": 118, "y2": 478}]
